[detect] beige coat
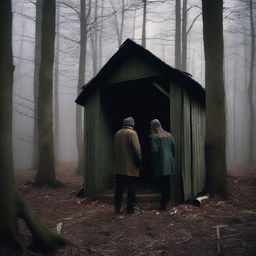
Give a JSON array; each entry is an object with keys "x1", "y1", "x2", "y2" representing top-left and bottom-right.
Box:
[{"x1": 113, "y1": 126, "x2": 141, "y2": 177}]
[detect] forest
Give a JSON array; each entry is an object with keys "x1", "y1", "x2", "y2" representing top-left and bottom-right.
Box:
[{"x1": 0, "y1": 0, "x2": 256, "y2": 255}]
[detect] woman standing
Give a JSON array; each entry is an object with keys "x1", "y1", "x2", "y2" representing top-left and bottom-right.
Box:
[{"x1": 149, "y1": 119, "x2": 175, "y2": 210}]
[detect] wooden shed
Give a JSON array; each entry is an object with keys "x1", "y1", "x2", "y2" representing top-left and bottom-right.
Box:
[{"x1": 76, "y1": 39, "x2": 206, "y2": 202}]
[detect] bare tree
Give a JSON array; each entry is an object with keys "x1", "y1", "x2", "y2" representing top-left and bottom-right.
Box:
[
  {"x1": 248, "y1": 0, "x2": 255, "y2": 164},
  {"x1": 181, "y1": 0, "x2": 187, "y2": 71},
  {"x1": 202, "y1": 0, "x2": 227, "y2": 196},
  {"x1": 0, "y1": 0, "x2": 71, "y2": 252},
  {"x1": 98, "y1": 0, "x2": 105, "y2": 67},
  {"x1": 175, "y1": 0, "x2": 181, "y2": 69},
  {"x1": 142, "y1": 0, "x2": 147, "y2": 47},
  {"x1": 91, "y1": 0, "x2": 99, "y2": 75},
  {"x1": 34, "y1": 0, "x2": 59, "y2": 186},
  {"x1": 76, "y1": 0, "x2": 91, "y2": 175},
  {"x1": 32, "y1": 0, "x2": 43, "y2": 170},
  {"x1": 111, "y1": 0, "x2": 125, "y2": 47},
  {"x1": 54, "y1": 1, "x2": 60, "y2": 163}
]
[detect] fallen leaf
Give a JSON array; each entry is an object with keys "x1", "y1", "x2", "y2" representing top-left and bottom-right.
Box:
[{"x1": 56, "y1": 222, "x2": 63, "y2": 233}]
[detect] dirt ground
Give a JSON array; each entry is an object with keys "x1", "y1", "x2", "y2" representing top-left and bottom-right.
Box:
[{"x1": 4, "y1": 164, "x2": 256, "y2": 256}]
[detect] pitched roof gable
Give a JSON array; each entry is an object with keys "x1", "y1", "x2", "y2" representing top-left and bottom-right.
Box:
[{"x1": 76, "y1": 38, "x2": 205, "y2": 106}]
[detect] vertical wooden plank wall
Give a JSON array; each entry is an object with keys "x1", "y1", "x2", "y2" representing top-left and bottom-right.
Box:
[
  {"x1": 99, "y1": 91, "x2": 114, "y2": 192},
  {"x1": 191, "y1": 98, "x2": 206, "y2": 196},
  {"x1": 169, "y1": 81, "x2": 184, "y2": 202},
  {"x1": 199, "y1": 103, "x2": 206, "y2": 192},
  {"x1": 84, "y1": 89, "x2": 101, "y2": 195},
  {"x1": 84, "y1": 84, "x2": 205, "y2": 200},
  {"x1": 182, "y1": 89, "x2": 192, "y2": 201},
  {"x1": 84, "y1": 88, "x2": 114, "y2": 196}
]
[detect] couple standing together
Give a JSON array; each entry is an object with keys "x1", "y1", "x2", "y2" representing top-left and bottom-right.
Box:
[{"x1": 113, "y1": 117, "x2": 175, "y2": 215}]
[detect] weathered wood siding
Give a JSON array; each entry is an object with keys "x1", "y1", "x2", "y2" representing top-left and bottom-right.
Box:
[
  {"x1": 191, "y1": 97, "x2": 206, "y2": 197},
  {"x1": 84, "y1": 80, "x2": 205, "y2": 201},
  {"x1": 105, "y1": 55, "x2": 164, "y2": 85},
  {"x1": 170, "y1": 82, "x2": 205, "y2": 202},
  {"x1": 182, "y1": 89, "x2": 192, "y2": 201},
  {"x1": 99, "y1": 91, "x2": 114, "y2": 194},
  {"x1": 182, "y1": 90, "x2": 206, "y2": 201},
  {"x1": 84, "y1": 88, "x2": 113, "y2": 196},
  {"x1": 169, "y1": 81, "x2": 184, "y2": 202}
]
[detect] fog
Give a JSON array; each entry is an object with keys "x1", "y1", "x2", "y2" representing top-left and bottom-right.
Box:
[{"x1": 12, "y1": 0, "x2": 255, "y2": 170}]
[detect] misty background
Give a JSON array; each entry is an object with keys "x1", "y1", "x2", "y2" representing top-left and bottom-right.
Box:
[{"x1": 12, "y1": 0, "x2": 255, "y2": 170}]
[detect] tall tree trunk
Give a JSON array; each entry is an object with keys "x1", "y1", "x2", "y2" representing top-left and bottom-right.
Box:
[
  {"x1": 0, "y1": 0, "x2": 16, "y2": 244},
  {"x1": 111, "y1": 0, "x2": 125, "y2": 47},
  {"x1": 233, "y1": 60, "x2": 237, "y2": 165},
  {"x1": 91, "y1": 0, "x2": 98, "y2": 75},
  {"x1": 119, "y1": 0, "x2": 125, "y2": 46},
  {"x1": 54, "y1": 2, "x2": 60, "y2": 163},
  {"x1": 132, "y1": 9, "x2": 136, "y2": 40},
  {"x1": 202, "y1": 0, "x2": 227, "y2": 196},
  {"x1": 0, "y1": 0, "x2": 71, "y2": 251},
  {"x1": 181, "y1": 0, "x2": 187, "y2": 71},
  {"x1": 141, "y1": 0, "x2": 147, "y2": 48},
  {"x1": 76, "y1": 0, "x2": 90, "y2": 175},
  {"x1": 248, "y1": 0, "x2": 255, "y2": 164},
  {"x1": 175, "y1": 0, "x2": 181, "y2": 69},
  {"x1": 98, "y1": 0, "x2": 104, "y2": 68},
  {"x1": 243, "y1": 19, "x2": 250, "y2": 164},
  {"x1": 34, "y1": 0, "x2": 58, "y2": 186},
  {"x1": 32, "y1": 0, "x2": 43, "y2": 170}
]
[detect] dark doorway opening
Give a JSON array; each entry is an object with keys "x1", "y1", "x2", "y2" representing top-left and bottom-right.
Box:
[{"x1": 101, "y1": 77, "x2": 170, "y2": 193}]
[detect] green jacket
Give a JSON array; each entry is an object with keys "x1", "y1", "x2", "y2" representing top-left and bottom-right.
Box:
[
  {"x1": 149, "y1": 134, "x2": 175, "y2": 178},
  {"x1": 113, "y1": 126, "x2": 142, "y2": 177}
]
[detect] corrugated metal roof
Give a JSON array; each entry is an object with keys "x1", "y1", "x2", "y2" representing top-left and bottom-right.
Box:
[{"x1": 75, "y1": 38, "x2": 205, "y2": 106}]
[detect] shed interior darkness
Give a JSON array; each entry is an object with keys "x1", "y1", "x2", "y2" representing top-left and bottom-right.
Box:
[{"x1": 101, "y1": 77, "x2": 170, "y2": 192}]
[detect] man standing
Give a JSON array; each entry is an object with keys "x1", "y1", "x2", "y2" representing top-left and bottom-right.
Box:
[{"x1": 113, "y1": 117, "x2": 141, "y2": 215}]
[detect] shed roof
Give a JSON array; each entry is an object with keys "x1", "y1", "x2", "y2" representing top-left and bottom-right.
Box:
[{"x1": 76, "y1": 38, "x2": 205, "y2": 106}]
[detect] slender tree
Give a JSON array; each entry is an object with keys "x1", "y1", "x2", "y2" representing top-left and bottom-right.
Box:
[
  {"x1": 98, "y1": 0, "x2": 105, "y2": 68},
  {"x1": 34, "y1": 0, "x2": 58, "y2": 186},
  {"x1": 175, "y1": 0, "x2": 181, "y2": 69},
  {"x1": 132, "y1": 9, "x2": 136, "y2": 40},
  {"x1": 202, "y1": 0, "x2": 227, "y2": 196},
  {"x1": 32, "y1": 0, "x2": 43, "y2": 170},
  {"x1": 181, "y1": 0, "x2": 187, "y2": 71},
  {"x1": 0, "y1": 0, "x2": 71, "y2": 252},
  {"x1": 111, "y1": 0, "x2": 125, "y2": 47},
  {"x1": 248, "y1": 0, "x2": 255, "y2": 164},
  {"x1": 233, "y1": 60, "x2": 238, "y2": 164},
  {"x1": 76, "y1": 0, "x2": 91, "y2": 175},
  {"x1": 54, "y1": 1, "x2": 60, "y2": 163},
  {"x1": 91, "y1": 0, "x2": 99, "y2": 75},
  {"x1": 142, "y1": 0, "x2": 147, "y2": 48}
]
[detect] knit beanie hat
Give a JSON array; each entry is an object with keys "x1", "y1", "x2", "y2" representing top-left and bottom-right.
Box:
[{"x1": 123, "y1": 116, "x2": 135, "y2": 127}]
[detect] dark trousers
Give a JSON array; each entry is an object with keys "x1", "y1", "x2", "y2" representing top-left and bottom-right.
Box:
[
  {"x1": 114, "y1": 174, "x2": 136, "y2": 212},
  {"x1": 158, "y1": 175, "x2": 170, "y2": 209}
]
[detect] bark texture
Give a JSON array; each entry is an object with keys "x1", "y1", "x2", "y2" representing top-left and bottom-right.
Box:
[
  {"x1": 0, "y1": 1, "x2": 16, "y2": 245},
  {"x1": 34, "y1": 0, "x2": 57, "y2": 186},
  {"x1": 32, "y1": 0, "x2": 43, "y2": 170},
  {"x1": 0, "y1": 0, "x2": 71, "y2": 252},
  {"x1": 76, "y1": 0, "x2": 91, "y2": 175},
  {"x1": 54, "y1": 2, "x2": 60, "y2": 163},
  {"x1": 202, "y1": 0, "x2": 227, "y2": 196},
  {"x1": 248, "y1": 0, "x2": 255, "y2": 164},
  {"x1": 175, "y1": 0, "x2": 181, "y2": 69},
  {"x1": 181, "y1": 0, "x2": 187, "y2": 71},
  {"x1": 142, "y1": 0, "x2": 147, "y2": 48}
]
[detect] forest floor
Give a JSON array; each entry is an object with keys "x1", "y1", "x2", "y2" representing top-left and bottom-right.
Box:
[{"x1": 7, "y1": 164, "x2": 256, "y2": 255}]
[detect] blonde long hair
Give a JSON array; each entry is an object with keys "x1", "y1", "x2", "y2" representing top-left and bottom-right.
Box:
[{"x1": 150, "y1": 119, "x2": 170, "y2": 138}]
